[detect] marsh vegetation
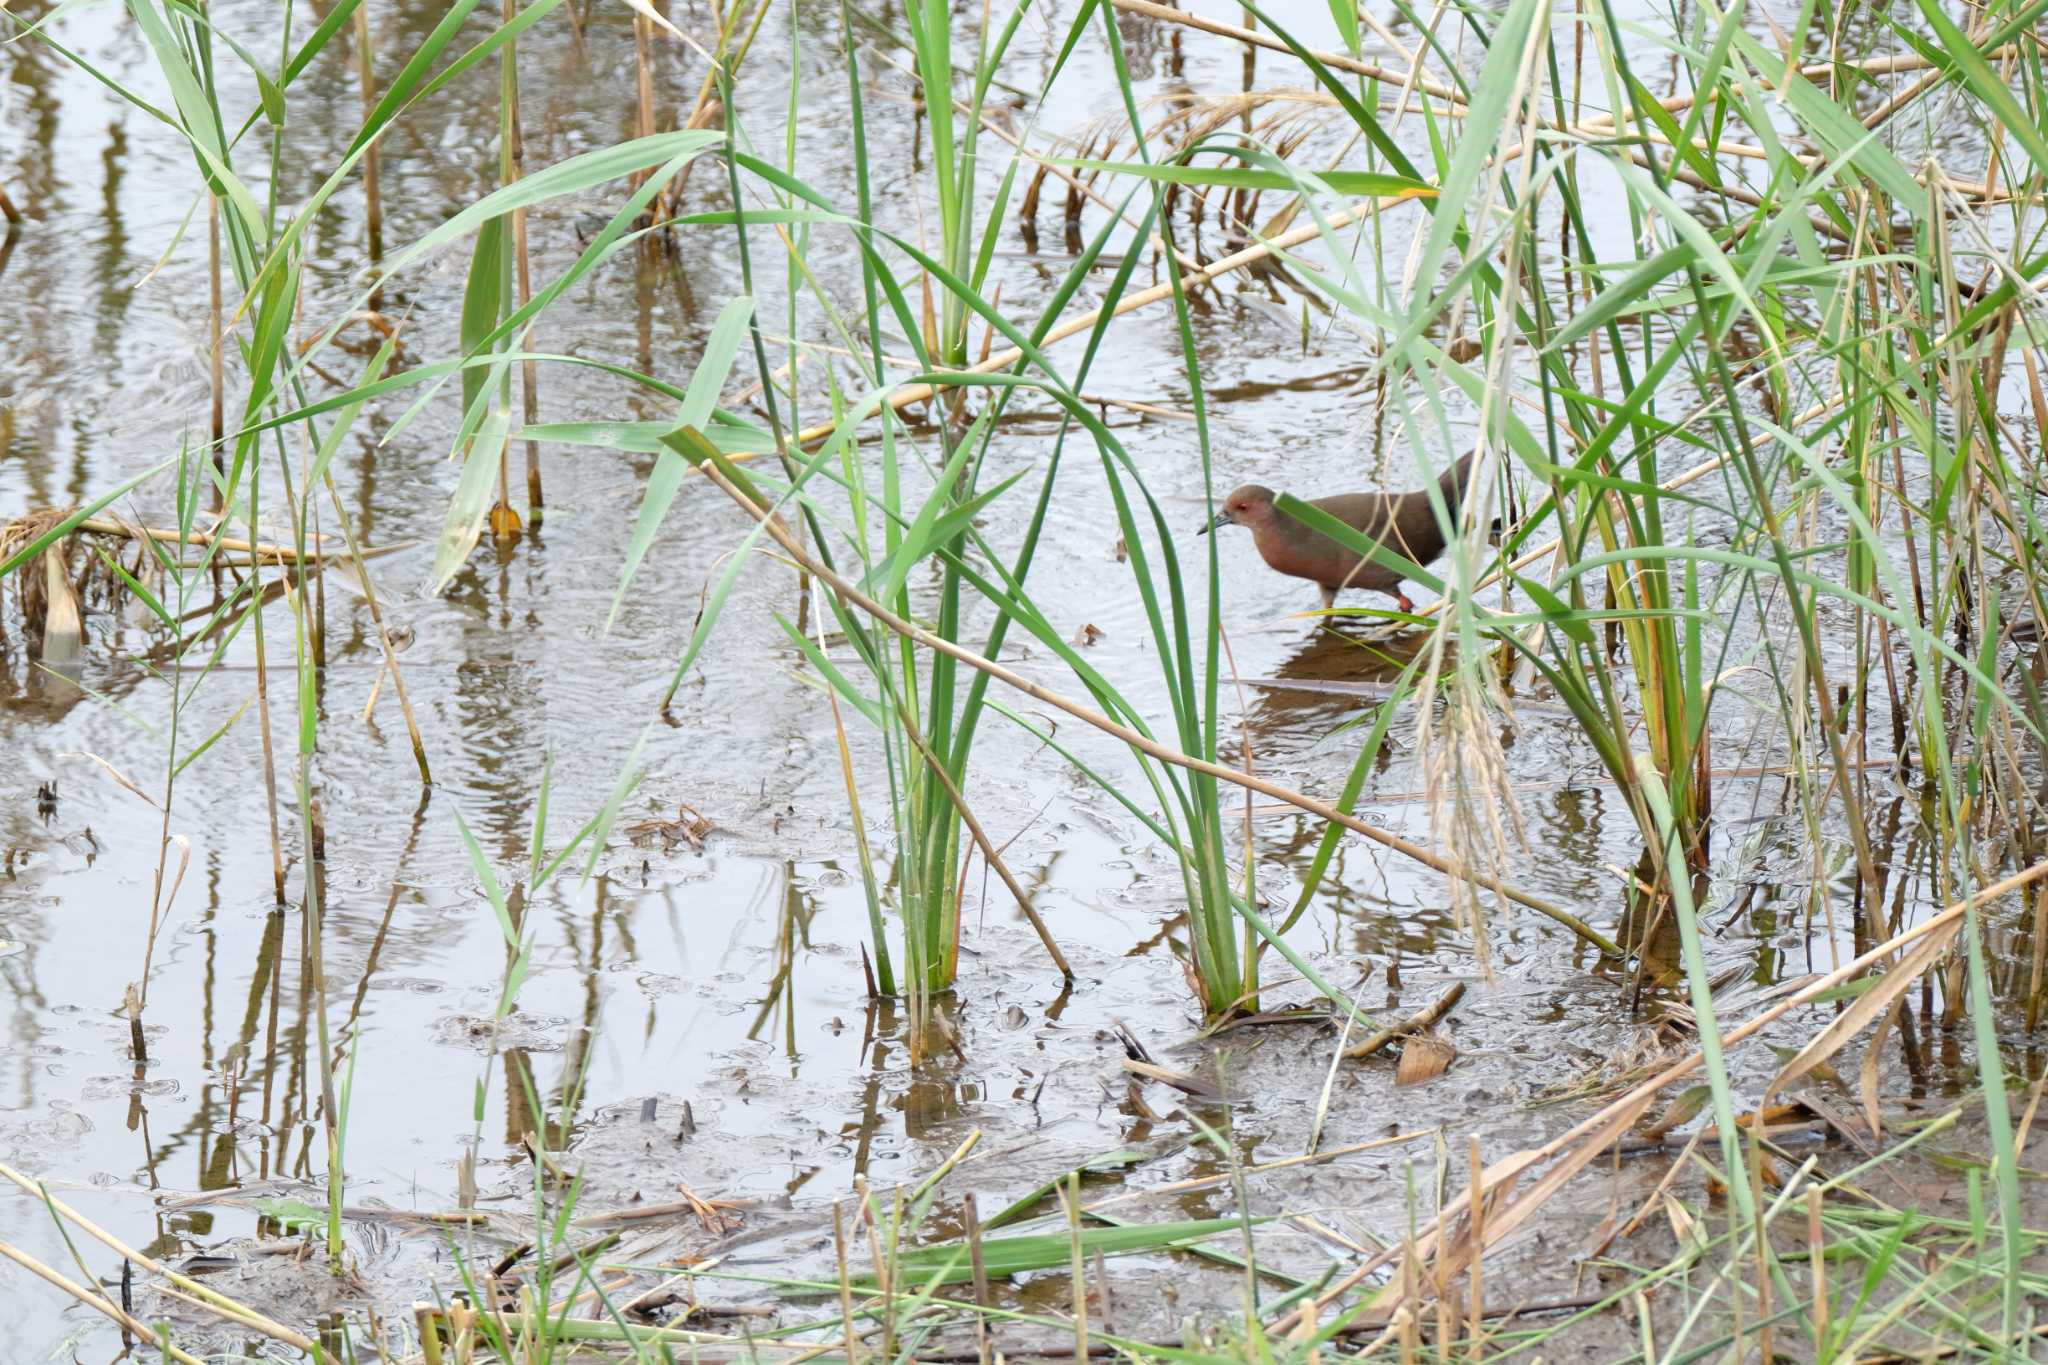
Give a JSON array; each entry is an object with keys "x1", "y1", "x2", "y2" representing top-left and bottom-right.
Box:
[{"x1": 6, "y1": 0, "x2": 2048, "y2": 1358}]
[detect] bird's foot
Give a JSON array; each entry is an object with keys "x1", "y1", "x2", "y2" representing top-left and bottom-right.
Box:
[{"x1": 1396, "y1": 593, "x2": 1415, "y2": 613}]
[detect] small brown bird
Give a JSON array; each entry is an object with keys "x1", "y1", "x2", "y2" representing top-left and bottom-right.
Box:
[{"x1": 1200, "y1": 453, "x2": 1483, "y2": 613}]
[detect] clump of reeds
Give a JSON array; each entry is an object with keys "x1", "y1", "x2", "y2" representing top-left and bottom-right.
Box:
[{"x1": 0, "y1": 510, "x2": 86, "y2": 651}]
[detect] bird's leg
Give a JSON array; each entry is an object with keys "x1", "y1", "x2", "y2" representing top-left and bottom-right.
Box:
[
  {"x1": 1319, "y1": 584, "x2": 1338, "y2": 613},
  {"x1": 1395, "y1": 590, "x2": 1415, "y2": 613}
]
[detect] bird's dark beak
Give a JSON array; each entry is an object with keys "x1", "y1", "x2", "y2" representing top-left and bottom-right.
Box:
[{"x1": 1198, "y1": 509, "x2": 1232, "y2": 536}]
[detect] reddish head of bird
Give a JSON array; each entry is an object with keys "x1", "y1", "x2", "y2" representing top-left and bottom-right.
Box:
[{"x1": 1212, "y1": 484, "x2": 1278, "y2": 530}]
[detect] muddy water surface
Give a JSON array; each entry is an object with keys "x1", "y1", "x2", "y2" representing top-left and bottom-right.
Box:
[{"x1": 0, "y1": 0, "x2": 2037, "y2": 1357}]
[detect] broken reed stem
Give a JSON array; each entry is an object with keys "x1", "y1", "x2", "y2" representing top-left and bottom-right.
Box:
[
  {"x1": 516, "y1": 227, "x2": 543, "y2": 519},
  {"x1": 1346, "y1": 981, "x2": 1466, "y2": 1059},
  {"x1": 416, "y1": 1303, "x2": 446, "y2": 1365},
  {"x1": 0, "y1": 1240, "x2": 205, "y2": 1365},
  {"x1": 1398, "y1": 1241, "x2": 1419, "y2": 1364},
  {"x1": 0, "y1": 178, "x2": 21, "y2": 225},
  {"x1": 140, "y1": 687, "x2": 193, "y2": 1004},
  {"x1": 309, "y1": 497, "x2": 327, "y2": 668},
  {"x1": 698, "y1": 460, "x2": 1623, "y2": 955},
  {"x1": 125, "y1": 983, "x2": 147, "y2": 1061},
  {"x1": 815, "y1": 603, "x2": 895, "y2": 995}
]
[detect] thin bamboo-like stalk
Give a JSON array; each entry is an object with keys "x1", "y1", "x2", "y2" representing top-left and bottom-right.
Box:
[
  {"x1": 632, "y1": 13, "x2": 656, "y2": 204},
  {"x1": 352, "y1": 2, "x2": 382, "y2": 264},
  {"x1": 208, "y1": 197, "x2": 224, "y2": 474},
  {"x1": 483, "y1": 0, "x2": 525, "y2": 539},
  {"x1": 245, "y1": 550, "x2": 288, "y2": 906},
  {"x1": 507, "y1": 21, "x2": 544, "y2": 524},
  {"x1": 2030, "y1": 883, "x2": 2048, "y2": 1029}
]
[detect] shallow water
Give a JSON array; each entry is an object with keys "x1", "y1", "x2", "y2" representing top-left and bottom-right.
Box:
[{"x1": 2, "y1": 0, "x2": 2043, "y2": 1356}]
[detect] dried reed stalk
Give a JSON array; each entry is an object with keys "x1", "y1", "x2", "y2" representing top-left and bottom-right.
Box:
[
  {"x1": 0, "y1": 1240, "x2": 206, "y2": 1365},
  {"x1": 508, "y1": 43, "x2": 544, "y2": 523},
  {"x1": 72, "y1": 516, "x2": 369, "y2": 564},
  {"x1": 353, "y1": 2, "x2": 382, "y2": 262},
  {"x1": 0, "y1": 1163, "x2": 319, "y2": 1353},
  {"x1": 245, "y1": 552, "x2": 288, "y2": 904},
  {"x1": 1345, "y1": 982, "x2": 1466, "y2": 1059}
]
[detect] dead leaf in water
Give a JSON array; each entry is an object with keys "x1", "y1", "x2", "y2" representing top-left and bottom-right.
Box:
[
  {"x1": 1074, "y1": 623, "x2": 1106, "y2": 647},
  {"x1": 1639, "y1": 1084, "x2": 1711, "y2": 1139},
  {"x1": 62, "y1": 750, "x2": 158, "y2": 808},
  {"x1": 1394, "y1": 1029, "x2": 1455, "y2": 1086},
  {"x1": 1860, "y1": 996, "x2": 1903, "y2": 1144},
  {"x1": 40, "y1": 546, "x2": 82, "y2": 663}
]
